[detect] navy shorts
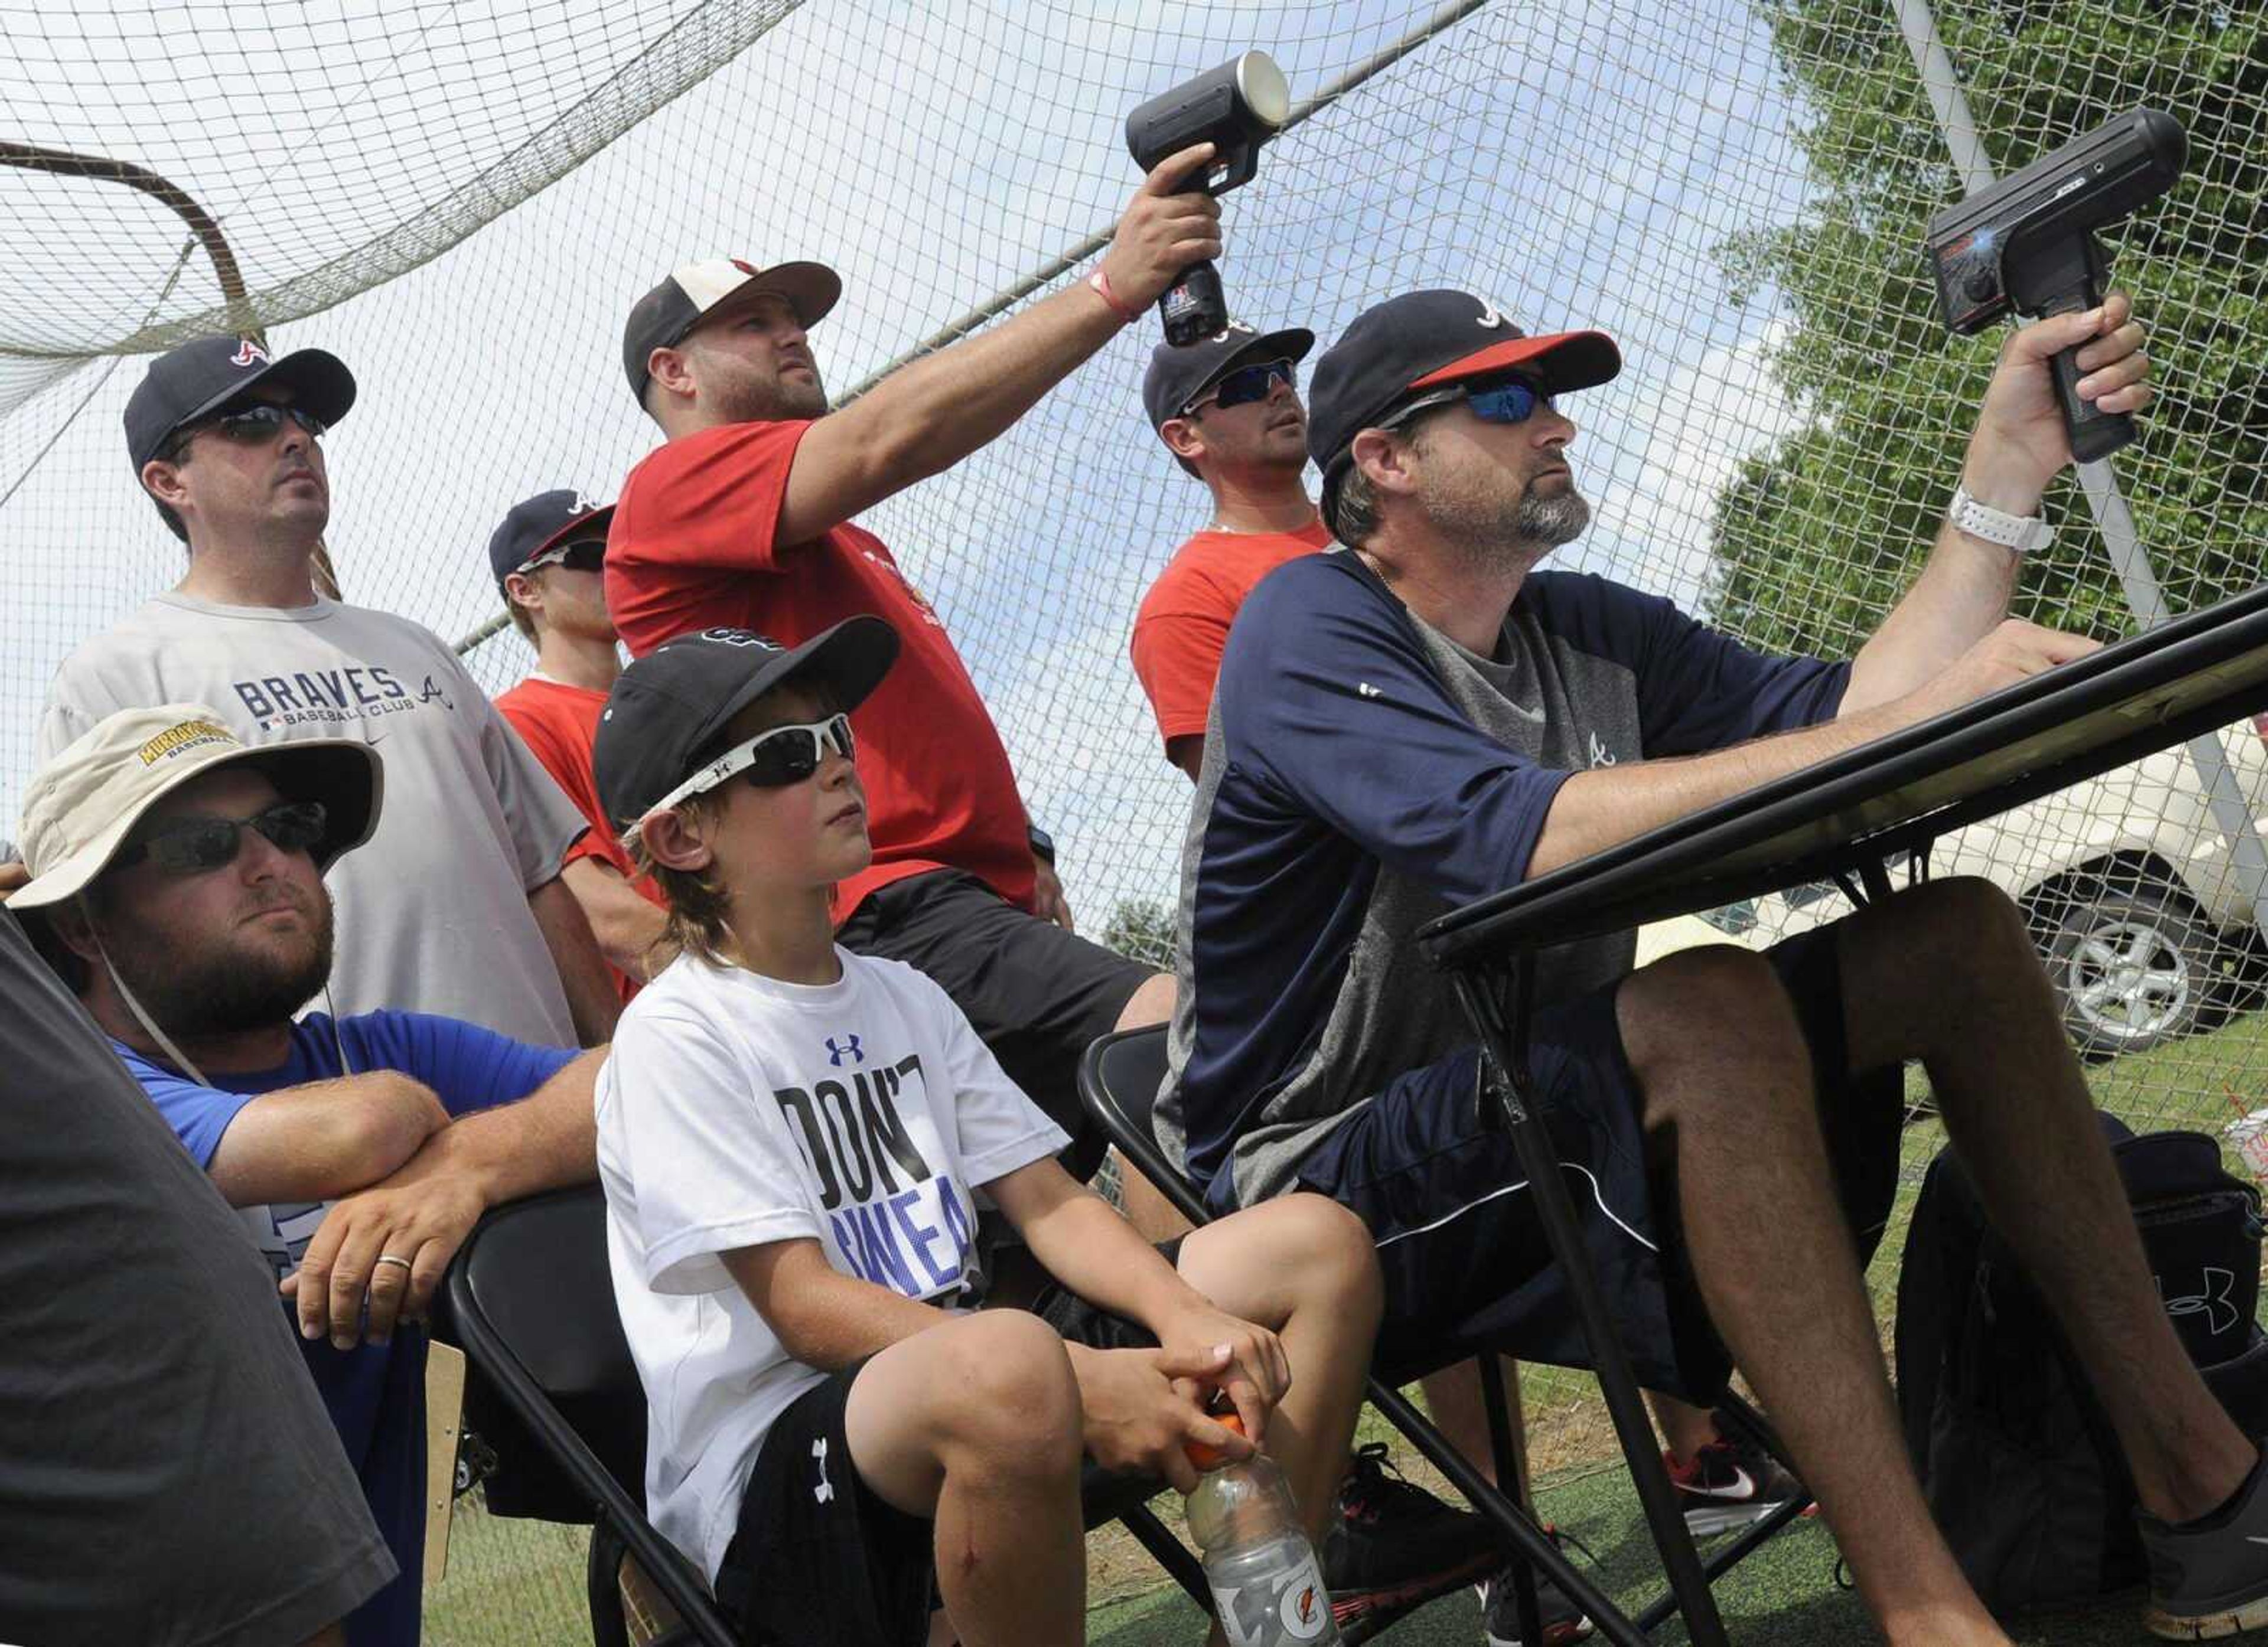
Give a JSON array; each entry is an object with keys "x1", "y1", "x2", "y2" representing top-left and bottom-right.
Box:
[
  {"x1": 838, "y1": 869, "x2": 1155, "y2": 1181},
  {"x1": 1294, "y1": 925, "x2": 1903, "y2": 1401}
]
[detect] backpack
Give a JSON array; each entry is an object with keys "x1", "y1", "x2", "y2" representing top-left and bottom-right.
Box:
[{"x1": 1894, "y1": 1115, "x2": 2268, "y2": 1615}]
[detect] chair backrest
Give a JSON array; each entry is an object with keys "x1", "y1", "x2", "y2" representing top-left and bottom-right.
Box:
[
  {"x1": 449, "y1": 1182, "x2": 649, "y2": 1515},
  {"x1": 1077, "y1": 1025, "x2": 1210, "y2": 1226}
]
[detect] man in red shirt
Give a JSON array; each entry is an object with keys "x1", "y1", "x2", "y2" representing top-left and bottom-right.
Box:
[
  {"x1": 603, "y1": 148, "x2": 1219, "y2": 1222},
  {"x1": 1130, "y1": 321, "x2": 1332, "y2": 779},
  {"x1": 490, "y1": 489, "x2": 665, "y2": 1000}
]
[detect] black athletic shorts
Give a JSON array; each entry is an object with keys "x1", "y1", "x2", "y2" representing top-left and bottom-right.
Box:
[
  {"x1": 1295, "y1": 923, "x2": 1904, "y2": 1402},
  {"x1": 838, "y1": 869, "x2": 1156, "y2": 1180},
  {"x1": 713, "y1": 1268, "x2": 1179, "y2": 1647}
]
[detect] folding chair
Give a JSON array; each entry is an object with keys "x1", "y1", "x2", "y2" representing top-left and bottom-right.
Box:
[
  {"x1": 1080, "y1": 1025, "x2": 1812, "y2": 1646},
  {"x1": 443, "y1": 1183, "x2": 1214, "y2": 1647}
]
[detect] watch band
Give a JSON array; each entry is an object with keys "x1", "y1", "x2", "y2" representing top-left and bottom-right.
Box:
[{"x1": 1948, "y1": 484, "x2": 2055, "y2": 554}]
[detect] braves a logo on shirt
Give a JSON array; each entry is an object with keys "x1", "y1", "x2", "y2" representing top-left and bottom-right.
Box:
[
  {"x1": 825, "y1": 1033, "x2": 864, "y2": 1067},
  {"x1": 232, "y1": 664, "x2": 452, "y2": 731},
  {"x1": 232, "y1": 337, "x2": 272, "y2": 368},
  {"x1": 1587, "y1": 730, "x2": 1618, "y2": 768}
]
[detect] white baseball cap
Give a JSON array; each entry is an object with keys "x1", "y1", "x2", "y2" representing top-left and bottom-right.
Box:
[{"x1": 12, "y1": 705, "x2": 381, "y2": 911}]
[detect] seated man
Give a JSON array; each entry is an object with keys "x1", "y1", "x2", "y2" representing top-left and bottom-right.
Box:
[
  {"x1": 487, "y1": 488, "x2": 667, "y2": 995},
  {"x1": 12, "y1": 706, "x2": 601, "y2": 1647},
  {"x1": 1159, "y1": 286, "x2": 2268, "y2": 1643}
]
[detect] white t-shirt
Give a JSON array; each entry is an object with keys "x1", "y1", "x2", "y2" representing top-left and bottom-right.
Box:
[
  {"x1": 596, "y1": 947, "x2": 1068, "y2": 1581},
  {"x1": 38, "y1": 592, "x2": 586, "y2": 1045}
]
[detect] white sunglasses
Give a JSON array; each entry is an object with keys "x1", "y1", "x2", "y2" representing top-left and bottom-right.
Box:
[{"x1": 644, "y1": 714, "x2": 856, "y2": 819}]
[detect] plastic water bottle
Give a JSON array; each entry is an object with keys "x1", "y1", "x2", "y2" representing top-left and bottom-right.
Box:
[{"x1": 1184, "y1": 1413, "x2": 1340, "y2": 1645}]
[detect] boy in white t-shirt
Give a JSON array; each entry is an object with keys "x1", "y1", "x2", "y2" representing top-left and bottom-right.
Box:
[{"x1": 589, "y1": 619, "x2": 1386, "y2": 1647}]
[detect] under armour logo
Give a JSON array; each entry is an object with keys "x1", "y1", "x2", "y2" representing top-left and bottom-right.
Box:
[
  {"x1": 1356, "y1": 682, "x2": 1382, "y2": 699},
  {"x1": 826, "y1": 1034, "x2": 864, "y2": 1067},
  {"x1": 1587, "y1": 731, "x2": 1617, "y2": 768},
  {"x1": 2159, "y1": 1267, "x2": 2240, "y2": 1338},
  {"x1": 232, "y1": 337, "x2": 271, "y2": 368},
  {"x1": 696, "y1": 627, "x2": 780, "y2": 650},
  {"x1": 1475, "y1": 299, "x2": 1507, "y2": 329},
  {"x1": 812, "y1": 1437, "x2": 835, "y2": 1504}
]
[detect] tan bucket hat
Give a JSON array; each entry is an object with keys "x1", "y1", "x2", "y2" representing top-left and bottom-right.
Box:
[{"x1": 12, "y1": 705, "x2": 381, "y2": 911}]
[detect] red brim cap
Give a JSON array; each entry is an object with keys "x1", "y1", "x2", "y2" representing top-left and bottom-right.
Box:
[{"x1": 1409, "y1": 329, "x2": 1622, "y2": 395}]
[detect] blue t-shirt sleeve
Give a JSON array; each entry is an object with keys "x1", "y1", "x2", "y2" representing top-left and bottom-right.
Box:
[
  {"x1": 338, "y1": 1010, "x2": 577, "y2": 1117},
  {"x1": 1218, "y1": 559, "x2": 1573, "y2": 905},
  {"x1": 1552, "y1": 576, "x2": 1848, "y2": 754},
  {"x1": 113, "y1": 1043, "x2": 256, "y2": 1169}
]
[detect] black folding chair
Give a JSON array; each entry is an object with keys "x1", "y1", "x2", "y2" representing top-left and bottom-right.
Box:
[
  {"x1": 1081, "y1": 1025, "x2": 1811, "y2": 1645},
  {"x1": 444, "y1": 1183, "x2": 1213, "y2": 1647}
]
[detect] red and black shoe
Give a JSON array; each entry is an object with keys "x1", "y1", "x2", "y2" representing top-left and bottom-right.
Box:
[
  {"x1": 1321, "y1": 1443, "x2": 1501, "y2": 1641},
  {"x1": 1665, "y1": 1411, "x2": 1810, "y2": 1537}
]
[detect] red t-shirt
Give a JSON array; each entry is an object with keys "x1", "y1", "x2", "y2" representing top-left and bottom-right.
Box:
[
  {"x1": 1129, "y1": 520, "x2": 1333, "y2": 749},
  {"x1": 606, "y1": 419, "x2": 1036, "y2": 920},
  {"x1": 496, "y1": 674, "x2": 664, "y2": 1003}
]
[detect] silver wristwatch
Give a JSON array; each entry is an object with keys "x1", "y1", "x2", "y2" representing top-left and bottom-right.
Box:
[{"x1": 1948, "y1": 484, "x2": 2055, "y2": 554}]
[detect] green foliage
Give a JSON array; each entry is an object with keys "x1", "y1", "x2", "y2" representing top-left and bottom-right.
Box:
[
  {"x1": 1101, "y1": 896, "x2": 1178, "y2": 970},
  {"x1": 1711, "y1": 1, "x2": 2267, "y2": 654}
]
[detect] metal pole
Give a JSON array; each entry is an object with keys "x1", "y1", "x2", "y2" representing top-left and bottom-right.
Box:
[
  {"x1": 1891, "y1": 0, "x2": 2268, "y2": 941},
  {"x1": 0, "y1": 143, "x2": 343, "y2": 599}
]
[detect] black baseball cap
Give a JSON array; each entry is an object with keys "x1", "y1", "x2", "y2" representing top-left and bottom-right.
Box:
[
  {"x1": 594, "y1": 618, "x2": 899, "y2": 829},
  {"x1": 487, "y1": 489, "x2": 615, "y2": 589},
  {"x1": 1308, "y1": 291, "x2": 1620, "y2": 521},
  {"x1": 1141, "y1": 320, "x2": 1315, "y2": 431},
  {"x1": 124, "y1": 335, "x2": 357, "y2": 471},
  {"x1": 621, "y1": 257, "x2": 843, "y2": 405}
]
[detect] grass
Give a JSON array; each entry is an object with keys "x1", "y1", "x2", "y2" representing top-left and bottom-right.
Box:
[{"x1": 423, "y1": 1005, "x2": 2268, "y2": 1644}]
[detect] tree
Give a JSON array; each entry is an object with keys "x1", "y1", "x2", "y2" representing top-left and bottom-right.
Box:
[
  {"x1": 1709, "y1": 1, "x2": 2267, "y2": 655},
  {"x1": 1101, "y1": 896, "x2": 1178, "y2": 971}
]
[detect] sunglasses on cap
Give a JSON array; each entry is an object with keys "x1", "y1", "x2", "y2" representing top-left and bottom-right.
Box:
[
  {"x1": 1182, "y1": 358, "x2": 1296, "y2": 416},
  {"x1": 514, "y1": 538, "x2": 607, "y2": 579},
  {"x1": 172, "y1": 402, "x2": 328, "y2": 456},
  {"x1": 646, "y1": 714, "x2": 856, "y2": 817},
  {"x1": 1387, "y1": 374, "x2": 1555, "y2": 432},
  {"x1": 113, "y1": 800, "x2": 330, "y2": 877}
]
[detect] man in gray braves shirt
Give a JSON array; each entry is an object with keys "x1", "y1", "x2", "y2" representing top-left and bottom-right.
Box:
[
  {"x1": 1161, "y1": 287, "x2": 2268, "y2": 1646},
  {"x1": 39, "y1": 335, "x2": 618, "y2": 1046}
]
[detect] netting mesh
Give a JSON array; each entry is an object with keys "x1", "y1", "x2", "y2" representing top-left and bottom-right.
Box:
[{"x1": 4, "y1": 0, "x2": 2264, "y2": 1635}]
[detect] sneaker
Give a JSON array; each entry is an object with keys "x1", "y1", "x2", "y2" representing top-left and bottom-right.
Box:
[
  {"x1": 1666, "y1": 1412, "x2": 1808, "y2": 1537},
  {"x1": 1322, "y1": 1442, "x2": 1501, "y2": 1638},
  {"x1": 2139, "y1": 1441, "x2": 2268, "y2": 1638},
  {"x1": 1477, "y1": 1537, "x2": 1595, "y2": 1647}
]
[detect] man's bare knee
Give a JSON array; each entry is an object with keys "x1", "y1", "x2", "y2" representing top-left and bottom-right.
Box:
[
  {"x1": 1618, "y1": 944, "x2": 1805, "y2": 1106},
  {"x1": 1115, "y1": 972, "x2": 1176, "y2": 1032}
]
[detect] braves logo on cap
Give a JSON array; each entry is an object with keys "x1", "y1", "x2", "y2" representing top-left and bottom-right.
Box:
[
  {"x1": 1475, "y1": 301, "x2": 1506, "y2": 329},
  {"x1": 232, "y1": 338, "x2": 272, "y2": 368},
  {"x1": 569, "y1": 490, "x2": 601, "y2": 516}
]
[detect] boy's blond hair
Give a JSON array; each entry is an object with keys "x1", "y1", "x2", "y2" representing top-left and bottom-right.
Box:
[{"x1": 621, "y1": 788, "x2": 735, "y2": 968}]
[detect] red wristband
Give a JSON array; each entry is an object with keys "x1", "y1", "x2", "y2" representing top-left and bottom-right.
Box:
[{"x1": 1087, "y1": 268, "x2": 1140, "y2": 326}]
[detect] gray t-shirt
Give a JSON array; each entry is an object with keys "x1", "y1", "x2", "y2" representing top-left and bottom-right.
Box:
[
  {"x1": 0, "y1": 911, "x2": 395, "y2": 1643},
  {"x1": 39, "y1": 592, "x2": 585, "y2": 1044}
]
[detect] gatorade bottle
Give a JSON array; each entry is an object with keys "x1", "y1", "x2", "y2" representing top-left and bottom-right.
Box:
[{"x1": 1184, "y1": 1412, "x2": 1341, "y2": 1645}]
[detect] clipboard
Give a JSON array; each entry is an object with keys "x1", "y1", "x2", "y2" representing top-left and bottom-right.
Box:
[{"x1": 423, "y1": 1340, "x2": 467, "y2": 1589}]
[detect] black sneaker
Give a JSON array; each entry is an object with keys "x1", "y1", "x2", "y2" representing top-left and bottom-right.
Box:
[
  {"x1": 1665, "y1": 1413, "x2": 1808, "y2": 1537},
  {"x1": 1477, "y1": 1535, "x2": 1595, "y2": 1647},
  {"x1": 2139, "y1": 1440, "x2": 2268, "y2": 1638},
  {"x1": 1322, "y1": 1442, "x2": 1501, "y2": 1639}
]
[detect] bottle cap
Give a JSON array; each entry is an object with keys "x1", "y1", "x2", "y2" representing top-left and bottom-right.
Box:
[{"x1": 1184, "y1": 1409, "x2": 1246, "y2": 1471}]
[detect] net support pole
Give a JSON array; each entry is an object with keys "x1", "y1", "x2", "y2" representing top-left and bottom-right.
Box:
[{"x1": 1891, "y1": 0, "x2": 2268, "y2": 944}]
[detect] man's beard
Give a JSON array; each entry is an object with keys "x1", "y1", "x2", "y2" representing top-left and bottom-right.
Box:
[
  {"x1": 1426, "y1": 469, "x2": 1592, "y2": 567},
  {"x1": 1512, "y1": 485, "x2": 1591, "y2": 547},
  {"x1": 104, "y1": 888, "x2": 335, "y2": 1039},
  {"x1": 714, "y1": 363, "x2": 829, "y2": 423}
]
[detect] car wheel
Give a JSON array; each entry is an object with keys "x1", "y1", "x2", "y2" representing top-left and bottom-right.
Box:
[{"x1": 2037, "y1": 884, "x2": 2214, "y2": 1061}]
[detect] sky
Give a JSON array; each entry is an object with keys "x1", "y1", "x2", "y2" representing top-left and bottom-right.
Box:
[{"x1": 0, "y1": 0, "x2": 1829, "y2": 918}]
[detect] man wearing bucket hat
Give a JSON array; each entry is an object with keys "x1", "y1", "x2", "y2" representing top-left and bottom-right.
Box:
[
  {"x1": 602, "y1": 148, "x2": 1226, "y2": 1237},
  {"x1": 1156, "y1": 288, "x2": 2268, "y2": 1643},
  {"x1": 37, "y1": 334, "x2": 618, "y2": 1050},
  {"x1": 15, "y1": 705, "x2": 603, "y2": 1646},
  {"x1": 1130, "y1": 319, "x2": 1332, "y2": 781},
  {"x1": 487, "y1": 487, "x2": 667, "y2": 999}
]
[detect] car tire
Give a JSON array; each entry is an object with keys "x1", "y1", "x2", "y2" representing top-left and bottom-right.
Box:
[{"x1": 2036, "y1": 883, "x2": 2215, "y2": 1061}]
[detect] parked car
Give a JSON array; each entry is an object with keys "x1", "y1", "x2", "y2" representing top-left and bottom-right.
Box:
[{"x1": 1697, "y1": 717, "x2": 2268, "y2": 1061}]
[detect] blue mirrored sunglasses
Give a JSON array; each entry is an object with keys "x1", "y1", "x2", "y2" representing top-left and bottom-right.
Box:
[
  {"x1": 1388, "y1": 376, "x2": 1553, "y2": 431},
  {"x1": 1182, "y1": 358, "x2": 1295, "y2": 416}
]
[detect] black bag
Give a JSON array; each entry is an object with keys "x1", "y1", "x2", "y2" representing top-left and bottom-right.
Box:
[{"x1": 1894, "y1": 1115, "x2": 2268, "y2": 1615}]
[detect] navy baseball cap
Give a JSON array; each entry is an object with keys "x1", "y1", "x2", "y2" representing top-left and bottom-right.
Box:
[
  {"x1": 124, "y1": 335, "x2": 357, "y2": 470},
  {"x1": 1308, "y1": 291, "x2": 1620, "y2": 520},
  {"x1": 594, "y1": 618, "x2": 899, "y2": 829},
  {"x1": 621, "y1": 257, "x2": 842, "y2": 404},
  {"x1": 487, "y1": 489, "x2": 615, "y2": 589},
  {"x1": 1140, "y1": 320, "x2": 1315, "y2": 431}
]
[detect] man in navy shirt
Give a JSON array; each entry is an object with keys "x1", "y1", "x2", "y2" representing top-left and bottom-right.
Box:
[
  {"x1": 14, "y1": 705, "x2": 601, "y2": 1647},
  {"x1": 1157, "y1": 288, "x2": 2268, "y2": 1645}
]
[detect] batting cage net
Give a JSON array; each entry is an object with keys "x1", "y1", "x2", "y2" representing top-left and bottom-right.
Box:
[{"x1": 3, "y1": 0, "x2": 2264, "y2": 1635}]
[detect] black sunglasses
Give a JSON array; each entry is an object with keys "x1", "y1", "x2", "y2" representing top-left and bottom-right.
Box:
[
  {"x1": 654, "y1": 715, "x2": 856, "y2": 814},
  {"x1": 1182, "y1": 358, "x2": 1296, "y2": 416},
  {"x1": 114, "y1": 800, "x2": 330, "y2": 877},
  {"x1": 166, "y1": 402, "x2": 327, "y2": 463}
]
